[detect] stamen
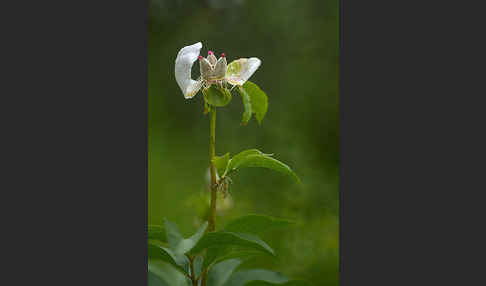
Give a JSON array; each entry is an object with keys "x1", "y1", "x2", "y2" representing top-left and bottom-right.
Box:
[
  {"x1": 208, "y1": 51, "x2": 214, "y2": 55},
  {"x1": 221, "y1": 53, "x2": 225, "y2": 58},
  {"x1": 198, "y1": 56, "x2": 203, "y2": 60}
]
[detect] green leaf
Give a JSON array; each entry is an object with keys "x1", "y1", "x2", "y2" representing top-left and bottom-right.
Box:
[
  {"x1": 225, "y1": 149, "x2": 266, "y2": 175},
  {"x1": 228, "y1": 152, "x2": 301, "y2": 184},
  {"x1": 148, "y1": 242, "x2": 186, "y2": 274},
  {"x1": 242, "y1": 81, "x2": 268, "y2": 124},
  {"x1": 210, "y1": 250, "x2": 260, "y2": 266},
  {"x1": 164, "y1": 219, "x2": 208, "y2": 255},
  {"x1": 238, "y1": 86, "x2": 252, "y2": 125},
  {"x1": 212, "y1": 153, "x2": 230, "y2": 178},
  {"x1": 148, "y1": 269, "x2": 169, "y2": 286},
  {"x1": 203, "y1": 246, "x2": 231, "y2": 271},
  {"x1": 203, "y1": 245, "x2": 260, "y2": 271},
  {"x1": 189, "y1": 231, "x2": 275, "y2": 257},
  {"x1": 223, "y1": 269, "x2": 288, "y2": 286},
  {"x1": 164, "y1": 219, "x2": 184, "y2": 249},
  {"x1": 148, "y1": 261, "x2": 190, "y2": 286},
  {"x1": 148, "y1": 224, "x2": 167, "y2": 242},
  {"x1": 163, "y1": 220, "x2": 208, "y2": 273},
  {"x1": 207, "y1": 259, "x2": 243, "y2": 286},
  {"x1": 224, "y1": 214, "x2": 294, "y2": 236},
  {"x1": 193, "y1": 255, "x2": 204, "y2": 279},
  {"x1": 243, "y1": 281, "x2": 312, "y2": 286},
  {"x1": 203, "y1": 85, "x2": 232, "y2": 107}
]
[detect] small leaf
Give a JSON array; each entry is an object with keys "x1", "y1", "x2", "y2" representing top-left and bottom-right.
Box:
[
  {"x1": 224, "y1": 269, "x2": 288, "y2": 286},
  {"x1": 224, "y1": 214, "x2": 294, "y2": 236},
  {"x1": 203, "y1": 85, "x2": 232, "y2": 107},
  {"x1": 212, "y1": 153, "x2": 230, "y2": 178},
  {"x1": 238, "y1": 86, "x2": 252, "y2": 125},
  {"x1": 207, "y1": 259, "x2": 243, "y2": 286},
  {"x1": 148, "y1": 242, "x2": 186, "y2": 274},
  {"x1": 244, "y1": 281, "x2": 312, "y2": 286},
  {"x1": 242, "y1": 81, "x2": 268, "y2": 124},
  {"x1": 148, "y1": 224, "x2": 167, "y2": 242},
  {"x1": 189, "y1": 231, "x2": 275, "y2": 257}
]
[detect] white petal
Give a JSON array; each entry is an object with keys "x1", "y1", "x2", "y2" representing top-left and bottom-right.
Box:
[
  {"x1": 225, "y1": 57, "x2": 261, "y2": 86},
  {"x1": 184, "y1": 80, "x2": 203, "y2": 99},
  {"x1": 175, "y1": 42, "x2": 203, "y2": 98}
]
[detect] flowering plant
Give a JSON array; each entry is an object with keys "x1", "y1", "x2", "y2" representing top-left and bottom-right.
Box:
[{"x1": 148, "y1": 42, "x2": 307, "y2": 286}]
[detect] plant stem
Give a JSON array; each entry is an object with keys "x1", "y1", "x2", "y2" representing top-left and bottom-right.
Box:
[
  {"x1": 208, "y1": 107, "x2": 218, "y2": 232},
  {"x1": 202, "y1": 107, "x2": 217, "y2": 286}
]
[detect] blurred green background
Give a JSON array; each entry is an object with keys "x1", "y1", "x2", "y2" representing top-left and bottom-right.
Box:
[{"x1": 148, "y1": 0, "x2": 338, "y2": 285}]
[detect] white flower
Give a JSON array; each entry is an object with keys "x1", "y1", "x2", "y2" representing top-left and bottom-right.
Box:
[{"x1": 174, "y1": 42, "x2": 261, "y2": 99}]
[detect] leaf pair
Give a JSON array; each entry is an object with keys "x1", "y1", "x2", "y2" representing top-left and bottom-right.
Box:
[{"x1": 212, "y1": 149, "x2": 301, "y2": 184}]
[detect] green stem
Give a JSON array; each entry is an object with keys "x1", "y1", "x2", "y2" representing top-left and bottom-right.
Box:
[
  {"x1": 202, "y1": 107, "x2": 218, "y2": 286},
  {"x1": 208, "y1": 107, "x2": 218, "y2": 232}
]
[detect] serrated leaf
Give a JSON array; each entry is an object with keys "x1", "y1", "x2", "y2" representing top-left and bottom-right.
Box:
[
  {"x1": 238, "y1": 86, "x2": 252, "y2": 125},
  {"x1": 242, "y1": 81, "x2": 268, "y2": 124},
  {"x1": 243, "y1": 281, "x2": 312, "y2": 286},
  {"x1": 148, "y1": 224, "x2": 167, "y2": 242},
  {"x1": 148, "y1": 261, "x2": 190, "y2": 286},
  {"x1": 207, "y1": 259, "x2": 243, "y2": 286},
  {"x1": 231, "y1": 154, "x2": 301, "y2": 184},
  {"x1": 203, "y1": 85, "x2": 232, "y2": 107},
  {"x1": 213, "y1": 153, "x2": 230, "y2": 178},
  {"x1": 224, "y1": 214, "x2": 294, "y2": 236},
  {"x1": 148, "y1": 242, "x2": 186, "y2": 274},
  {"x1": 189, "y1": 231, "x2": 275, "y2": 257},
  {"x1": 223, "y1": 269, "x2": 288, "y2": 286}
]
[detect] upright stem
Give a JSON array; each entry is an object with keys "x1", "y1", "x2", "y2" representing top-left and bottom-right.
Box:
[
  {"x1": 208, "y1": 108, "x2": 217, "y2": 231},
  {"x1": 201, "y1": 107, "x2": 218, "y2": 286}
]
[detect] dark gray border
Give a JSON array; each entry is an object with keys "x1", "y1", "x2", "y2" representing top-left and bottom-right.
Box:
[{"x1": 1, "y1": 0, "x2": 148, "y2": 285}]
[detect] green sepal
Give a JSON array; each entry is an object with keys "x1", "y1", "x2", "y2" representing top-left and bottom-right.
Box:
[{"x1": 203, "y1": 85, "x2": 232, "y2": 107}]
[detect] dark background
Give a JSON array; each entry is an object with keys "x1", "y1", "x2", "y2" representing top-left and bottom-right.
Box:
[{"x1": 149, "y1": 0, "x2": 339, "y2": 285}]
